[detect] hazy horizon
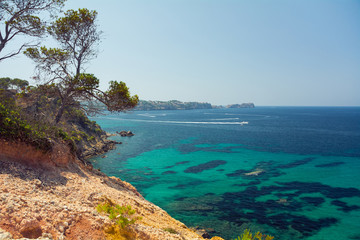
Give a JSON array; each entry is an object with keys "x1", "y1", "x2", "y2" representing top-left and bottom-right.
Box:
[
  {"x1": 1, "y1": 0, "x2": 359, "y2": 106},
  {"x1": 138, "y1": 98, "x2": 360, "y2": 107}
]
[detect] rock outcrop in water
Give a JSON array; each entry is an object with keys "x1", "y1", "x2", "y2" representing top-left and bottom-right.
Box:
[{"x1": 117, "y1": 130, "x2": 135, "y2": 137}]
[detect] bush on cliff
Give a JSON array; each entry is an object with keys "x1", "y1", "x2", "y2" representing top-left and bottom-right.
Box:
[
  {"x1": 96, "y1": 196, "x2": 141, "y2": 240},
  {"x1": 0, "y1": 89, "x2": 53, "y2": 151},
  {"x1": 233, "y1": 229, "x2": 274, "y2": 240},
  {"x1": 0, "y1": 88, "x2": 100, "y2": 155}
]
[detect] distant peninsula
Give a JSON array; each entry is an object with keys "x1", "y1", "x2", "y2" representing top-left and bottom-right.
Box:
[
  {"x1": 134, "y1": 100, "x2": 255, "y2": 111},
  {"x1": 226, "y1": 103, "x2": 255, "y2": 108}
]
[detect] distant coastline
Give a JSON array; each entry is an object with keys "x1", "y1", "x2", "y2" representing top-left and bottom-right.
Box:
[{"x1": 134, "y1": 100, "x2": 255, "y2": 111}]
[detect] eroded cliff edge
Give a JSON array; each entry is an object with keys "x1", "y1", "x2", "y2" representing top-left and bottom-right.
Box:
[
  {"x1": 0, "y1": 140, "x2": 212, "y2": 240},
  {"x1": 0, "y1": 89, "x2": 224, "y2": 239}
]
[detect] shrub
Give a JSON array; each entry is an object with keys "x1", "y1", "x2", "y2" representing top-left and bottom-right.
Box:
[
  {"x1": 0, "y1": 102, "x2": 52, "y2": 151},
  {"x1": 0, "y1": 90, "x2": 78, "y2": 152},
  {"x1": 0, "y1": 88, "x2": 103, "y2": 156},
  {"x1": 97, "y1": 203, "x2": 138, "y2": 229},
  {"x1": 233, "y1": 229, "x2": 274, "y2": 240},
  {"x1": 163, "y1": 228, "x2": 178, "y2": 234},
  {"x1": 96, "y1": 196, "x2": 141, "y2": 239}
]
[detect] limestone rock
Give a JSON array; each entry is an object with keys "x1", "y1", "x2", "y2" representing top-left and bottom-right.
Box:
[
  {"x1": 210, "y1": 237, "x2": 225, "y2": 240},
  {"x1": 0, "y1": 229, "x2": 12, "y2": 240},
  {"x1": 0, "y1": 157, "x2": 206, "y2": 240},
  {"x1": 19, "y1": 219, "x2": 42, "y2": 239}
]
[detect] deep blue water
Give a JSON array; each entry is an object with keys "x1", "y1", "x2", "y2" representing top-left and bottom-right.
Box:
[{"x1": 90, "y1": 107, "x2": 360, "y2": 240}]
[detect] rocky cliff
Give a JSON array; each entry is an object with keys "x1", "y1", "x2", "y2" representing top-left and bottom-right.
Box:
[
  {"x1": 13, "y1": 90, "x2": 118, "y2": 161},
  {"x1": 0, "y1": 90, "x2": 227, "y2": 239},
  {"x1": 0, "y1": 92, "x2": 223, "y2": 239},
  {"x1": 0, "y1": 140, "x2": 221, "y2": 240}
]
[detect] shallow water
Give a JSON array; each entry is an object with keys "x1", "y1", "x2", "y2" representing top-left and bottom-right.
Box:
[{"x1": 90, "y1": 107, "x2": 360, "y2": 240}]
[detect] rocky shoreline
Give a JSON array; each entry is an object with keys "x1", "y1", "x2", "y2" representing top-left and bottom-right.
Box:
[
  {"x1": 0, "y1": 138, "x2": 224, "y2": 240},
  {"x1": 78, "y1": 134, "x2": 120, "y2": 160}
]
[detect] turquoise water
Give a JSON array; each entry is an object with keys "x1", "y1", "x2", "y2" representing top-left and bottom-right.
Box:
[{"x1": 90, "y1": 107, "x2": 360, "y2": 239}]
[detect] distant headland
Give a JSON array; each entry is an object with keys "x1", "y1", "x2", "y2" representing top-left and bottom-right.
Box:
[{"x1": 134, "y1": 100, "x2": 255, "y2": 111}]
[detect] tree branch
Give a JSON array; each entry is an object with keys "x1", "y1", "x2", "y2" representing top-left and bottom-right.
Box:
[{"x1": 0, "y1": 43, "x2": 33, "y2": 61}]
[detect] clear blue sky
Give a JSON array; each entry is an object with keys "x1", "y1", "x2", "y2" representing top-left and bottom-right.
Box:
[{"x1": 1, "y1": 0, "x2": 359, "y2": 106}]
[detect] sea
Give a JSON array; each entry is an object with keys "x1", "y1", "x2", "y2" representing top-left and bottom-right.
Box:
[{"x1": 90, "y1": 107, "x2": 360, "y2": 240}]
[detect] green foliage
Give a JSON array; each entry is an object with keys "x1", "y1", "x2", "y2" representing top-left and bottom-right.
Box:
[
  {"x1": 25, "y1": 8, "x2": 138, "y2": 123},
  {"x1": 96, "y1": 197, "x2": 141, "y2": 239},
  {"x1": 73, "y1": 73, "x2": 100, "y2": 92},
  {"x1": 233, "y1": 229, "x2": 274, "y2": 240},
  {"x1": 163, "y1": 228, "x2": 178, "y2": 234},
  {"x1": 105, "y1": 80, "x2": 139, "y2": 112},
  {"x1": 96, "y1": 199, "x2": 140, "y2": 229},
  {"x1": 66, "y1": 130, "x2": 94, "y2": 142},
  {"x1": 48, "y1": 8, "x2": 99, "y2": 49},
  {"x1": 0, "y1": 89, "x2": 77, "y2": 152},
  {"x1": 0, "y1": 78, "x2": 11, "y2": 89},
  {"x1": 64, "y1": 107, "x2": 103, "y2": 138},
  {"x1": 0, "y1": 0, "x2": 65, "y2": 61},
  {"x1": 0, "y1": 100, "x2": 52, "y2": 151},
  {"x1": 24, "y1": 46, "x2": 70, "y2": 63},
  {"x1": 0, "y1": 77, "x2": 29, "y2": 91},
  {"x1": 0, "y1": 84, "x2": 105, "y2": 158}
]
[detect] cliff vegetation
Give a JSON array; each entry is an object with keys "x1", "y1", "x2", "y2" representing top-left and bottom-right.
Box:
[
  {"x1": 0, "y1": 81, "x2": 210, "y2": 239},
  {"x1": 0, "y1": 85, "x2": 115, "y2": 161}
]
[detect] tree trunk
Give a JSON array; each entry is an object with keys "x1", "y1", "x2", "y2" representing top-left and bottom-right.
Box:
[{"x1": 55, "y1": 103, "x2": 66, "y2": 123}]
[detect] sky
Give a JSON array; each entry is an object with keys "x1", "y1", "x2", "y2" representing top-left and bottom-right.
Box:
[{"x1": 1, "y1": 0, "x2": 359, "y2": 106}]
